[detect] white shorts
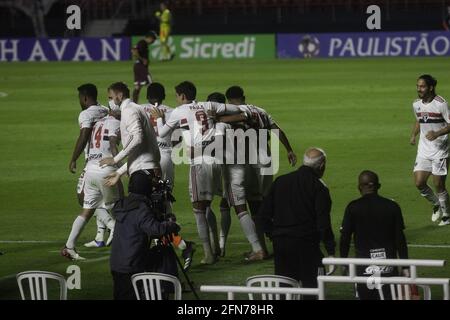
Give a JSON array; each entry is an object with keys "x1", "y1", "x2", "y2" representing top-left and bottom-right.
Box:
[
  {"x1": 414, "y1": 156, "x2": 448, "y2": 176},
  {"x1": 223, "y1": 164, "x2": 246, "y2": 206},
  {"x1": 245, "y1": 165, "x2": 273, "y2": 201},
  {"x1": 83, "y1": 167, "x2": 120, "y2": 210},
  {"x1": 77, "y1": 168, "x2": 87, "y2": 195},
  {"x1": 189, "y1": 163, "x2": 222, "y2": 202},
  {"x1": 160, "y1": 150, "x2": 174, "y2": 186}
]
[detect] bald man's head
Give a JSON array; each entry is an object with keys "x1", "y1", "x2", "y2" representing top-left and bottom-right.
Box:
[
  {"x1": 303, "y1": 147, "x2": 327, "y2": 177},
  {"x1": 358, "y1": 170, "x2": 380, "y2": 195}
]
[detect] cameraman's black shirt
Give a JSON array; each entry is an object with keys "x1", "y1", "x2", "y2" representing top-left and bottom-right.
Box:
[{"x1": 110, "y1": 193, "x2": 176, "y2": 274}]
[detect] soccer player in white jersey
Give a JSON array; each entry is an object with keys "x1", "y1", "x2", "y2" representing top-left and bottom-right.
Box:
[
  {"x1": 140, "y1": 82, "x2": 195, "y2": 271},
  {"x1": 70, "y1": 84, "x2": 114, "y2": 248},
  {"x1": 205, "y1": 92, "x2": 233, "y2": 258},
  {"x1": 151, "y1": 81, "x2": 264, "y2": 264},
  {"x1": 410, "y1": 75, "x2": 450, "y2": 226},
  {"x1": 224, "y1": 86, "x2": 297, "y2": 256},
  {"x1": 83, "y1": 108, "x2": 124, "y2": 248},
  {"x1": 100, "y1": 82, "x2": 161, "y2": 190},
  {"x1": 62, "y1": 86, "x2": 122, "y2": 260}
]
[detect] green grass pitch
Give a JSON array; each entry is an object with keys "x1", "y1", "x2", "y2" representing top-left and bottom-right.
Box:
[{"x1": 0, "y1": 57, "x2": 449, "y2": 300}]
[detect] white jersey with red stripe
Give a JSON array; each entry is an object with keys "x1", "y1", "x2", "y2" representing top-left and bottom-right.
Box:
[
  {"x1": 238, "y1": 104, "x2": 275, "y2": 129},
  {"x1": 78, "y1": 104, "x2": 109, "y2": 129},
  {"x1": 86, "y1": 115, "x2": 121, "y2": 170},
  {"x1": 413, "y1": 95, "x2": 450, "y2": 160},
  {"x1": 140, "y1": 103, "x2": 174, "y2": 151},
  {"x1": 160, "y1": 101, "x2": 228, "y2": 164},
  {"x1": 78, "y1": 104, "x2": 109, "y2": 159},
  {"x1": 238, "y1": 104, "x2": 275, "y2": 168}
]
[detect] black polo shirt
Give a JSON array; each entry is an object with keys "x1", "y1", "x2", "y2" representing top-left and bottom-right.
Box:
[
  {"x1": 259, "y1": 165, "x2": 336, "y2": 255},
  {"x1": 340, "y1": 193, "x2": 408, "y2": 261}
]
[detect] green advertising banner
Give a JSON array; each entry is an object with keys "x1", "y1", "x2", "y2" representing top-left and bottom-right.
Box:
[{"x1": 132, "y1": 34, "x2": 275, "y2": 60}]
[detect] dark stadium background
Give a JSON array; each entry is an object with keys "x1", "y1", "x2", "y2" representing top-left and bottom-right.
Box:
[{"x1": 0, "y1": 0, "x2": 449, "y2": 302}]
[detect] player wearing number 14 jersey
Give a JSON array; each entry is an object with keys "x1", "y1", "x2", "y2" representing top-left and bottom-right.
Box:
[{"x1": 62, "y1": 96, "x2": 122, "y2": 260}]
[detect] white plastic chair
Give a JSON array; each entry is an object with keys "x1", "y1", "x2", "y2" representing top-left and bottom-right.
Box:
[
  {"x1": 246, "y1": 275, "x2": 301, "y2": 300},
  {"x1": 131, "y1": 272, "x2": 182, "y2": 300},
  {"x1": 378, "y1": 284, "x2": 431, "y2": 300},
  {"x1": 16, "y1": 271, "x2": 67, "y2": 300}
]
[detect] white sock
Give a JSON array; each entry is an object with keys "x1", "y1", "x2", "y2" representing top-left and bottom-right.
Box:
[
  {"x1": 95, "y1": 218, "x2": 106, "y2": 242},
  {"x1": 66, "y1": 216, "x2": 87, "y2": 249},
  {"x1": 178, "y1": 239, "x2": 187, "y2": 251},
  {"x1": 419, "y1": 185, "x2": 440, "y2": 206},
  {"x1": 237, "y1": 211, "x2": 262, "y2": 252},
  {"x1": 219, "y1": 206, "x2": 231, "y2": 249},
  {"x1": 194, "y1": 209, "x2": 213, "y2": 257},
  {"x1": 206, "y1": 207, "x2": 220, "y2": 253},
  {"x1": 95, "y1": 208, "x2": 115, "y2": 230},
  {"x1": 438, "y1": 191, "x2": 450, "y2": 216}
]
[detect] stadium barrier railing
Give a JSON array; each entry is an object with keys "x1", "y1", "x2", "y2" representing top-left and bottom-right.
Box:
[
  {"x1": 200, "y1": 285, "x2": 320, "y2": 300},
  {"x1": 318, "y1": 257, "x2": 449, "y2": 300}
]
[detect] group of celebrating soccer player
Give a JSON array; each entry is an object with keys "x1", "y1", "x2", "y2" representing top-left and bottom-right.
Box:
[
  {"x1": 61, "y1": 73, "x2": 449, "y2": 272},
  {"x1": 62, "y1": 79, "x2": 297, "y2": 268}
]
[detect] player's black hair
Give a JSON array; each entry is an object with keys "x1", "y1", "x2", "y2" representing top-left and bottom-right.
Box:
[
  {"x1": 418, "y1": 74, "x2": 437, "y2": 92},
  {"x1": 108, "y1": 82, "x2": 130, "y2": 98},
  {"x1": 207, "y1": 92, "x2": 226, "y2": 103},
  {"x1": 77, "y1": 83, "x2": 98, "y2": 100},
  {"x1": 147, "y1": 82, "x2": 166, "y2": 102},
  {"x1": 175, "y1": 81, "x2": 196, "y2": 100},
  {"x1": 225, "y1": 86, "x2": 244, "y2": 100}
]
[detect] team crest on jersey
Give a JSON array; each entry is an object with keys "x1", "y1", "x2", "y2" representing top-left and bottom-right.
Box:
[{"x1": 423, "y1": 113, "x2": 429, "y2": 122}]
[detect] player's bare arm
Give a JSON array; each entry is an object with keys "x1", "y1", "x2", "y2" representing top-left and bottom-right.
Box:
[
  {"x1": 270, "y1": 123, "x2": 297, "y2": 166},
  {"x1": 410, "y1": 120, "x2": 419, "y2": 145},
  {"x1": 426, "y1": 124, "x2": 450, "y2": 141},
  {"x1": 104, "y1": 163, "x2": 127, "y2": 187},
  {"x1": 109, "y1": 136, "x2": 120, "y2": 157},
  {"x1": 69, "y1": 127, "x2": 93, "y2": 173},
  {"x1": 104, "y1": 172, "x2": 121, "y2": 187},
  {"x1": 217, "y1": 112, "x2": 247, "y2": 123}
]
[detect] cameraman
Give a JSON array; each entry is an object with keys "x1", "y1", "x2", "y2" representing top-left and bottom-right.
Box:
[{"x1": 110, "y1": 170, "x2": 180, "y2": 300}]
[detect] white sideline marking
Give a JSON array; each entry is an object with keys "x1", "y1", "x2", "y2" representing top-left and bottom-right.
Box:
[
  {"x1": 1, "y1": 240, "x2": 450, "y2": 248},
  {"x1": 0, "y1": 92, "x2": 8, "y2": 98},
  {"x1": 0, "y1": 240, "x2": 59, "y2": 244},
  {"x1": 0, "y1": 255, "x2": 110, "y2": 282},
  {"x1": 408, "y1": 244, "x2": 450, "y2": 249},
  {"x1": 0, "y1": 274, "x2": 16, "y2": 282},
  {"x1": 48, "y1": 250, "x2": 107, "y2": 255},
  {"x1": 81, "y1": 255, "x2": 110, "y2": 263},
  {"x1": 230, "y1": 242, "x2": 450, "y2": 249}
]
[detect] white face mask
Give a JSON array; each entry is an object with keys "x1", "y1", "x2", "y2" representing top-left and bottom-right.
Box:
[{"x1": 108, "y1": 99, "x2": 120, "y2": 111}]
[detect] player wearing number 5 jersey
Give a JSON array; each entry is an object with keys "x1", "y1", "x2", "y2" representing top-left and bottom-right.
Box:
[
  {"x1": 62, "y1": 86, "x2": 122, "y2": 261},
  {"x1": 151, "y1": 81, "x2": 263, "y2": 264}
]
